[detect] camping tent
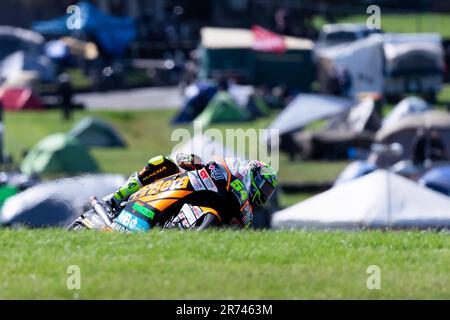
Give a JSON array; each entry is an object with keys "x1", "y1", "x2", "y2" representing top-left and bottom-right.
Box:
[
  {"x1": 267, "y1": 94, "x2": 354, "y2": 159},
  {"x1": 194, "y1": 91, "x2": 251, "y2": 126},
  {"x1": 316, "y1": 33, "x2": 444, "y2": 98},
  {"x1": 21, "y1": 133, "x2": 99, "y2": 175},
  {"x1": 32, "y1": 1, "x2": 135, "y2": 57},
  {"x1": 246, "y1": 93, "x2": 270, "y2": 118},
  {"x1": 326, "y1": 97, "x2": 381, "y2": 133},
  {"x1": 268, "y1": 94, "x2": 353, "y2": 136},
  {"x1": 68, "y1": 117, "x2": 126, "y2": 148},
  {"x1": 0, "y1": 50, "x2": 55, "y2": 83},
  {"x1": 0, "y1": 174, "x2": 125, "y2": 227},
  {"x1": 383, "y1": 96, "x2": 429, "y2": 128},
  {"x1": 200, "y1": 27, "x2": 314, "y2": 90},
  {"x1": 172, "y1": 81, "x2": 217, "y2": 124},
  {"x1": 0, "y1": 26, "x2": 44, "y2": 60},
  {"x1": 272, "y1": 170, "x2": 450, "y2": 229},
  {"x1": 290, "y1": 98, "x2": 381, "y2": 160},
  {"x1": 316, "y1": 35, "x2": 384, "y2": 97},
  {"x1": 0, "y1": 88, "x2": 44, "y2": 110},
  {"x1": 420, "y1": 165, "x2": 450, "y2": 196},
  {"x1": 0, "y1": 26, "x2": 55, "y2": 83},
  {"x1": 383, "y1": 33, "x2": 444, "y2": 97},
  {"x1": 374, "y1": 110, "x2": 450, "y2": 167}
]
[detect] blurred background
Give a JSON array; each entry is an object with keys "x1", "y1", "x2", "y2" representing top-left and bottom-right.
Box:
[{"x1": 0, "y1": 0, "x2": 450, "y2": 229}]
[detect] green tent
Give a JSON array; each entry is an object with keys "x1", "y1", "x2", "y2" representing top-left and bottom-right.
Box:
[
  {"x1": 68, "y1": 117, "x2": 127, "y2": 148},
  {"x1": 194, "y1": 91, "x2": 251, "y2": 126},
  {"x1": 21, "y1": 133, "x2": 99, "y2": 175},
  {"x1": 246, "y1": 94, "x2": 271, "y2": 118}
]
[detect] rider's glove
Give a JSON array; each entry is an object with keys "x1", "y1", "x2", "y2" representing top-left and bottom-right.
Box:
[{"x1": 176, "y1": 153, "x2": 203, "y2": 171}]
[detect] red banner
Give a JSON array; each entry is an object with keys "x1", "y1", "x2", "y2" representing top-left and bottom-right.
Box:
[{"x1": 251, "y1": 25, "x2": 286, "y2": 53}]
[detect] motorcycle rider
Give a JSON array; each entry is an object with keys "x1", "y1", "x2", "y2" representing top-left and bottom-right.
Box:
[{"x1": 103, "y1": 153, "x2": 278, "y2": 228}]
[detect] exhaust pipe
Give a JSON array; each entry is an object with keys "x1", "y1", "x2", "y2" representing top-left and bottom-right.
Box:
[{"x1": 89, "y1": 196, "x2": 113, "y2": 226}]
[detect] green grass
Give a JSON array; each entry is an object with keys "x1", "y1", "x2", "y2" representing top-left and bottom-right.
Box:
[
  {"x1": 314, "y1": 13, "x2": 450, "y2": 38},
  {"x1": 0, "y1": 229, "x2": 448, "y2": 299},
  {"x1": 3, "y1": 109, "x2": 346, "y2": 184}
]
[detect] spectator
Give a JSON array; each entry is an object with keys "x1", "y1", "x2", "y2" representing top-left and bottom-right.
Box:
[{"x1": 57, "y1": 73, "x2": 73, "y2": 121}]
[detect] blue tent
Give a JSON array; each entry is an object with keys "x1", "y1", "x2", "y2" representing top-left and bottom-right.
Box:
[
  {"x1": 420, "y1": 165, "x2": 450, "y2": 196},
  {"x1": 172, "y1": 81, "x2": 217, "y2": 124},
  {"x1": 32, "y1": 1, "x2": 135, "y2": 57}
]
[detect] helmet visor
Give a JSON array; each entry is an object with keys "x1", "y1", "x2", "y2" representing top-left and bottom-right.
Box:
[{"x1": 252, "y1": 171, "x2": 276, "y2": 206}]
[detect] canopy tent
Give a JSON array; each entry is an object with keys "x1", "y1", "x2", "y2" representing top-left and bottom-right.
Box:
[
  {"x1": 68, "y1": 117, "x2": 126, "y2": 148},
  {"x1": 194, "y1": 91, "x2": 251, "y2": 126},
  {"x1": 268, "y1": 94, "x2": 353, "y2": 136},
  {"x1": 334, "y1": 160, "x2": 378, "y2": 186},
  {"x1": 21, "y1": 133, "x2": 99, "y2": 175},
  {"x1": 382, "y1": 96, "x2": 429, "y2": 128},
  {"x1": 32, "y1": 1, "x2": 136, "y2": 57},
  {"x1": 272, "y1": 170, "x2": 450, "y2": 229},
  {"x1": 0, "y1": 88, "x2": 44, "y2": 110},
  {"x1": 374, "y1": 110, "x2": 450, "y2": 167},
  {"x1": 0, "y1": 174, "x2": 125, "y2": 227},
  {"x1": 316, "y1": 35, "x2": 384, "y2": 97},
  {"x1": 200, "y1": 27, "x2": 314, "y2": 91}
]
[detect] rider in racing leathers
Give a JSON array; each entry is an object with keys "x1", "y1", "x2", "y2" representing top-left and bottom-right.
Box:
[{"x1": 103, "y1": 153, "x2": 278, "y2": 228}]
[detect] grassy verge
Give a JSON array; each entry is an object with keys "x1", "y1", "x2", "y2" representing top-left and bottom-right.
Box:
[
  {"x1": 0, "y1": 229, "x2": 448, "y2": 299},
  {"x1": 314, "y1": 13, "x2": 450, "y2": 38}
]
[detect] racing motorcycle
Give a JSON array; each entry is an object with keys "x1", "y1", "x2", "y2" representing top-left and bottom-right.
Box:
[{"x1": 67, "y1": 160, "x2": 253, "y2": 232}]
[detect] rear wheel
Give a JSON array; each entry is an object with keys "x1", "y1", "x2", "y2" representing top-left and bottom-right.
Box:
[
  {"x1": 195, "y1": 213, "x2": 221, "y2": 230},
  {"x1": 66, "y1": 218, "x2": 87, "y2": 230}
]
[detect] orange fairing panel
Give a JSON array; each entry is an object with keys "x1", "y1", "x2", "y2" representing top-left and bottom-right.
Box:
[
  {"x1": 147, "y1": 199, "x2": 178, "y2": 211},
  {"x1": 198, "y1": 206, "x2": 222, "y2": 222},
  {"x1": 135, "y1": 190, "x2": 193, "y2": 203}
]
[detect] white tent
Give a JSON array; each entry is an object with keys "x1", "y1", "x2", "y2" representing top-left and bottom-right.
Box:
[
  {"x1": 272, "y1": 170, "x2": 450, "y2": 229},
  {"x1": 267, "y1": 94, "x2": 353, "y2": 136},
  {"x1": 382, "y1": 96, "x2": 429, "y2": 128},
  {"x1": 201, "y1": 27, "x2": 313, "y2": 50},
  {"x1": 0, "y1": 50, "x2": 55, "y2": 83},
  {"x1": 316, "y1": 35, "x2": 384, "y2": 97},
  {"x1": 383, "y1": 33, "x2": 444, "y2": 74},
  {"x1": 0, "y1": 174, "x2": 126, "y2": 227},
  {"x1": 327, "y1": 97, "x2": 377, "y2": 132}
]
